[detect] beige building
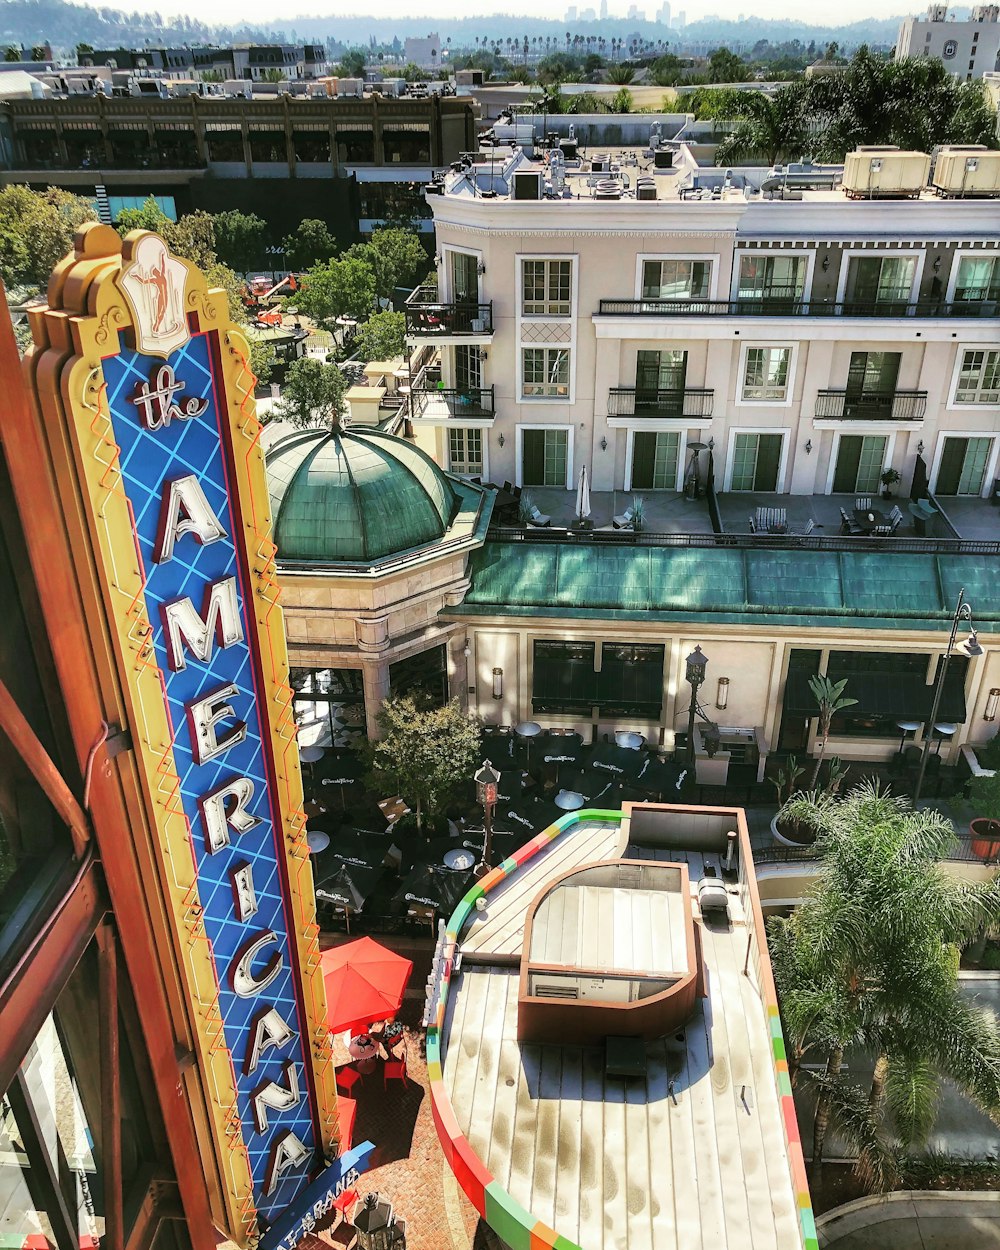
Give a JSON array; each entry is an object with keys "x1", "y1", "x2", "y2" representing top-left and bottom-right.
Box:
[{"x1": 896, "y1": 4, "x2": 1000, "y2": 81}]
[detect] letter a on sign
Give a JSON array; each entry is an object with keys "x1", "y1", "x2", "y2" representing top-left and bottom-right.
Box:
[{"x1": 154, "y1": 474, "x2": 227, "y2": 564}]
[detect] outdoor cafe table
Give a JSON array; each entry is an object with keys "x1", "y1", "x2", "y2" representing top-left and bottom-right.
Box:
[
  {"x1": 853, "y1": 507, "x2": 888, "y2": 533},
  {"x1": 348, "y1": 1034, "x2": 379, "y2": 1073}
]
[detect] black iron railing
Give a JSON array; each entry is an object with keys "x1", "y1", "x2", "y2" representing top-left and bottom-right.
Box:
[
  {"x1": 405, "y1": 286, "x2": 494, "y2": 336},
  {"x1": 814, "y1": 389, "x2": 928, "y2": 421},
  {"x1": 485, "y1": 527, "x2": 1000, "y2": 555},
  {"x1": 410, "y1": 385, "x2": 495, "y2": 418},
  {"x1": 752, "y1": 836, "x2": 993, "y2": 867},
  {"x1": 608, "y1": 386, "x2": 715, "y2": 418},
  {"x1": 597, "y1": 297, "x2": 1000, "y2": 319}
]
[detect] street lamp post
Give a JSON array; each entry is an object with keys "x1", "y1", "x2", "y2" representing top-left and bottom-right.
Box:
[
  {"x1": 474, "y1": 760, "x2": 500, "y2": 879},
  {"x1": 684, "y1": 645, "x2": 709, "y2": 766},
  {"x1": 913, "y1": 587, "x2": 981, "y2": 803}
]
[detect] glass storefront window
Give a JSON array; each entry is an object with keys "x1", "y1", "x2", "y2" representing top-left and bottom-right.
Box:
[{"x1": 291, "y1": 667, "x2": 367, "y2": 749}]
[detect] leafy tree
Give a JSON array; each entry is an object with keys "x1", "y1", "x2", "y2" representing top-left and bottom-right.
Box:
[
  {"x1": 0, "y1": 185, "x2": 95, "y2": 289},
  {"x1": 651, "y1": 52, "x2": 685, "y2": 86},
  {"x1": 353, "y1": 310, "x2": 406, "y2": 362},
  {"x1": 213, "y1": 209, "x2": 268, "y2": 273},
  {"x1": 715, "y1": 81, "x2": 813, "y2": 167},
  {"x1": 707, "y1": 46, "x2": 749, "y2": 83},
  {"x1": 363, "y1": 696, "x2": 481, "y2": 834},
  {"x1": 260, "y1": 68, "x2": 285, "y2": 83},
  {"x1": 275, "y1": 356, "x2": 346, "y2": 429},
  {"x1": 293, "y1": 256, "x2": 376, "y2": 327},
  {"x1": 806, "y1": 674, "x2": 857, "y2": 789},
  {"x1": 400, "y1": 62, "x2": 429, "y2": 81},
  {"x1": 4, "y1": 47, "x2": 20, "y2": 63},
  {"x1": 283, "y1": 218, "x2": 338, "y2": 271},
  {"x1": 30, "y1": 46, "x2": 47, "y2": 62},
  {"x1": 165, "y1": 210, "x2": 216, "y2": 270},
  {"x1": 76, "y1": 42, "x2": 94, "y2": 60},
  {"x1": 609, "y1": 86, "x2": 634, "y2": 113},
  {"x1": 336, "y1": 49, "x2": 366, "y2": 78},
  {"x1": 346, "y1": 227, "x2": 427, "y2": 306},
  {"x1": 115, "y1": 196, "x2": 172, "y2": 236},
  {"x1": 769, "y1": 783, "x2": 1000, "y2": 1191}
]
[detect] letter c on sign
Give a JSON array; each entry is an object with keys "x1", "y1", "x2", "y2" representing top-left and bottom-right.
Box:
[{"x1": 229, "y1": 929, "x2": 283, "y2": 998}]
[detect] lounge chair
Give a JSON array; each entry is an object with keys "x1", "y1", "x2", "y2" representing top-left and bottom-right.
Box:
[
  {"x1": 855, "y1": 496, "x2": 873, "y2": 511},
  {"x1": 801, "y1": 518, "x2": 816, "y2": 535},
  {"x1": 613, "y1": 506, "x2": 634, "y2": 529},
  {"x1": 527, "y1": 504, "x2": 551, "y2": 527}
]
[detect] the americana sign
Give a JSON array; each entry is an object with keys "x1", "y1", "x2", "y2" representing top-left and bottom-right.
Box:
[{"x1": 25, "y1": 226, "x2": 339, "y2": 1242}]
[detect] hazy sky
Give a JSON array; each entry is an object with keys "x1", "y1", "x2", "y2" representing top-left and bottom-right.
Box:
[{"x1": 112, "y1": 0, "x2": 913, "y2": 29}]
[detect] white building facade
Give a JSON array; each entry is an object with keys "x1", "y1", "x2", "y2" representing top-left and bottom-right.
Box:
[{"x1": 896, "y1": 4, "x2": 1000, "y2": 80}]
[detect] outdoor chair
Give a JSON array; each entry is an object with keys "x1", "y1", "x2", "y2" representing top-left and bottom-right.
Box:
[
  {"x1": 613, "y1": 506, "x2": 634, "y2": 529},
  {"x1": 856, "y1": 496, "x2": 872, "y2": 511},
  {"x1": 872, "y1": 523, "x2": 893, "y2": 536},
  {"x1": 502, "y1": 480, "x2": 514, "y2": 494},
  {"x1": 889, "y1": 505, "x2": 903, "y2": 533},
  {"x1": 840, "y1": 507, "x2": 863, "y2": 535},
  {"x1": 336, "y1": 1065, "x2": 363, "y2": 1096},
  {"x1": 384, "y1": 1057, "x2": 409, "y2": 1090},
  {"x1": 332, "y1": 1186, "x2": 359, "y2": 1223},
  {"x1": 800, "y1": 518, "x2": 816, "y2": 536},
  {"x1": 527, "y1": 504, "x2": 551, "y2": 527},
  {"x1": 748, "y1": 515, "x2": 756, "y2": 533}
]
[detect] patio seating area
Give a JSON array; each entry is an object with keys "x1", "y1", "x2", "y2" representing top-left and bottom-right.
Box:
[
  {"x1": 299, "y1": 727, "x2": 688, "y2": 937},
  {"x1": 490, "y1": 486, "x2": 716, "y2": 533},
  {"x1": 716, "y1": 491, "x2": 970, "y2": 540}
]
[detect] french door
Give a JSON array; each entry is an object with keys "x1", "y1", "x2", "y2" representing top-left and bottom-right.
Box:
[
  {"x1": 450, "y1": 251, "x2": 479, "y2": 303},
  {"x1": 730, "y1": 433, "x2": 783, "y2": 492},
  {"x1": 631, "y1": 431, "x2": 681, "y2": 490},
  {"x1": 522, "y1": 428, "x2": 569, "y2": 487},
  {"x1": 935, "y1": 437, "x2": 993, "y2": 496},
  {"x1": 832, "y1": 435, "x2": 888, "y2": 494}
]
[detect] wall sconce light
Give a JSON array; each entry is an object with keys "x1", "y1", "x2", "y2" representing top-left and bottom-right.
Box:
[
  {"x1": 932, "y1": 255, "x2": 942, "y2": 273},
  {"x1": 805, "y1": 439, "x2": 812, "y2": 455},
  {"x1": 716, "y1": 676, "x2": 730, "y2": 711},
  {"x1": 821, "y1": 255, "x2": 830, "y2": 272},
  {"x1": 497, "y1": 432, "x2": 505, "y2": 448},
  {"x1": 477, "y1": 259, "x2": 487, "y2": 276},
  {"x1": 476, "y1": 349, "x2": 488, "y2": 363},
  {"x1": 600, "y1": 436, "x2": 608, "y2": 451},
  {"x1": 708, "y1": 437, "x2": 715, "y2": 451},
  {"x1": 434, "y1": 254, "x2": 442, "y2": 267},
  {"x1": 463, "y1": 641, "x2": 471, "y2": 659},
  {"x1": 492, "y1": 667, "x2": 503, "y2": 700},
  {"x1": 986, "y1": 688, "x2": 1000, "y2": 722},
  {"x1": 917, "y1": 439, "x2": 925, "y2": 455}
]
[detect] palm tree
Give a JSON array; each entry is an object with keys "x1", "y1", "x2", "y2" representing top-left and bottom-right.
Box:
[
  {"x1": 769, "y1": 782, "x2": 1000, "y2": 1190},
  {"x1": 806, "y1": 673, "x2": 857, "y2": 789},
  {"x1": 714, "y1": 80, "x2": 813, "y2": 167}
]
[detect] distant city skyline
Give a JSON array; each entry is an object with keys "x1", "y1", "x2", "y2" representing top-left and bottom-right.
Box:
[{"x1": 93, "y1": 0, "x2": 921, "y2": 33}]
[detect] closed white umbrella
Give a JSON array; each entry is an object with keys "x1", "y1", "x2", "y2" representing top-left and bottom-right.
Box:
[{"x1": 576, "y1": 464, "x2": 591, "y2": 520}]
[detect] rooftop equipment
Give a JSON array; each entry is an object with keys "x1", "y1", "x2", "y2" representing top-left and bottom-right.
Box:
[
  {"x1": 932, "y1": 145, "x2": 1000, "y2": 197},
  {"x1": 842, "y1": 146, "x2": 930, "y2": 199},
  {"x1": 512, "y1": 170, "x2": 543, "y2": 200}
]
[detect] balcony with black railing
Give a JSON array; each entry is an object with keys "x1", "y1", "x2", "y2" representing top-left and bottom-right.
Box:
[
  {"x1": 607, "y1": 387, "x2": 715, "y2": 419},
  {"x1": 410, "y1": 384, "x2": 495, "y2": 422},
  {"x1": 597, "y1": 296, "x2": 1000, "y2": 319},
  {"x1": 814, "y1": 389, "x2": 928, "y2": 421},
  {"x1": 404, "y1": 286, "x2": 494, "y2": 338}
]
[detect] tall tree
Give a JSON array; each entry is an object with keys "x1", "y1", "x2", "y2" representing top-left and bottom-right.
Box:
[
  {"x1": 294, "y1": 255, "x2": 377, "y2": 326},
  {"x1": 274, "y1": 357, "x2": 347, "y2": 429},
  {"x1": 213, "y1": 209, "x2": 268, "y2": 274},
  {"x1": 346, "y1": 227, "x2": 427, "y2": 306},
  {"x1": 353, "y1": 310, "x2": 406, "y2": 362},
  {"x1": 770, "y1": 783, "x2": 1000, "y2": 1190},
  {"x1": 363, "y1": 696, "x2": 481, "y2": 834},
  {"x1": 283, "y1": 218, "x2": 338, "y2": 271},
  {"x1": 715, "y1": 81, "x2": 813, "y2": 168},
  {"x1": 806, "y1": 674, "x2": 857, "y2": 789},
  {"x1": 0, "y1": 185, "x2": 95, "y2": 289}
]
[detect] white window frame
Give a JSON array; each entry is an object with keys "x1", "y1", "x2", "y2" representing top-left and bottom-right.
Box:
[
  {"x1": 729, "y1": 249, "x2": 815, "y2": 305},
  {"x1": 446, "y1": 426, "x2": 488, "y2": 479},
  {"x1": 520, "y1": 346, "x2": 572, "y2": 401},
  {"x1": 516, "y1": 252, "x2": 578, "y2": 405},
  {"x1": 515, "y1": 423, "x2": 575, "y2": 490},
  {"x1": 947, "y1": 344, "x2": 1000, "y2": 410},
  {"x1": 835, "y1": 247, "x2": 926, "y2": 311},
  {"x1": 624, "y1": 428, "x2": 687, "y2": 493},
  {"x1": 442, "y1": 245, "x2": 484, "y2": 304},
  {"x1": 633, "y1": 253, "x2": 720, "y2": 303},
  {"x1": 823, "y1": 429, "x2": 897, "y2": 495},
  {"x1": 944, "y1": 249, "x2": 1000, "y2": 304},
  {"x1": 520, "y1": 256, "x2": 573, "y2": 318},
  {"x1": 736, "y1": 341, "x2": 799, "y2": 407},
  {"x1": 722, "y1": 427, "x2": 792, "y2": 493},
  {"x1": 928, "y1": 431, "x2": 1000, "y2": 499}
]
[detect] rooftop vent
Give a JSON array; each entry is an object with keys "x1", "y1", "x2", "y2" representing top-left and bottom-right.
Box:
[{"x1": 512, "y1": 170, "x2": 543, "y2": 200}]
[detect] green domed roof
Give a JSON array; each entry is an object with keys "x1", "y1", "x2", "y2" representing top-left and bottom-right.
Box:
[{"x1": 266, "y1": 427, "x2": 460, "y2": 563}]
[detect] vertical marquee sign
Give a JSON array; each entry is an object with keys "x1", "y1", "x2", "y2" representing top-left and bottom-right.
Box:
[{"x1": 24, "y1": 226, "x2": 340, "y2": 1242}]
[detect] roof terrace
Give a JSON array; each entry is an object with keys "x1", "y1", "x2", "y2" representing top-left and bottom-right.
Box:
[{"x1": 429, "y1": 804, "x2": 814, "y2": 1250}]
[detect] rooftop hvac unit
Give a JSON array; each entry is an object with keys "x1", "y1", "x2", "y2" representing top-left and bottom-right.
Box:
[
  {"x1": 512, "y1": 170, "x2": 543, "y2": 200},
  {"x1": 842, "y1": 148, "x2": 930, "y2": 199},
  {"x1": 591, "y1": 152, "x2": 609, "y2": 172},
  {"x1": 337, "y1": 77, "x2": 364, "y2": 97},
  {"x1": 653, "y1": 147, "x2": 673, "y2": 168},
  {"x1": 636, "y1": 180, "x2": 657, "y2": 200},
  {"x1": 933, "y1": 145, "x2": 1000, "y2": 196}
]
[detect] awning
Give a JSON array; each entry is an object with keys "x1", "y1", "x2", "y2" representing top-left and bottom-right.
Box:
[{"x1": 783, "y1": 668, "x2": 967, "y2": 723}]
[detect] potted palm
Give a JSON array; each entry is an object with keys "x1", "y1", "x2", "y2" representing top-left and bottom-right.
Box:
[
  {"x1": 771, "y1": 790, "x2": 836, "y2": 848},
  {"x1": 880, "y1": 467, "x2": 901, "y2": 500},
  {"x1": 967, "y1": 772, "x2": 1000, "y2": 861},
  {"x1": 630, "y1": 495, "x2": 645, "y2": 533}
]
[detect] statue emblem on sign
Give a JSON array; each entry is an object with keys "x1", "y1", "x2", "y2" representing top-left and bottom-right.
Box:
[{"x1": 120, "y1": 233, "x2": 189, "y2": 357}]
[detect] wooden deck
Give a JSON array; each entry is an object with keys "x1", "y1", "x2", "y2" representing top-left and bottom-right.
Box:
[{"x1": 443, "y1": 822, "x2": 804, "y2": 1250}]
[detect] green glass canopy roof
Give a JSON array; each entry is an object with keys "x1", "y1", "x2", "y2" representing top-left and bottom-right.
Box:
[
  {"x1": 266, "y1": 427, "x2": 460, "y2": 563},
  {"x1": 456, "y1": 541, "x2": 1000, "y2": 630}
]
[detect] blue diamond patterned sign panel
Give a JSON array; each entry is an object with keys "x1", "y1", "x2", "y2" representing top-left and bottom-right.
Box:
[{"x1": 102, "y1": 336, "x2": 319, "y2": 1221}]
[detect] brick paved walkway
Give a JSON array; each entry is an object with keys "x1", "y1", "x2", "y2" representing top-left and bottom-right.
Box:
[{"x1": 306, "y1": 934, "x2": 479, "y2": 1250}]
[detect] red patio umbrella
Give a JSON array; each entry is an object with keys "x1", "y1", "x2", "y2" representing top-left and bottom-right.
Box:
[{"x1": 320, "y1": 936, "x2": 414, "y2": 1035}]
